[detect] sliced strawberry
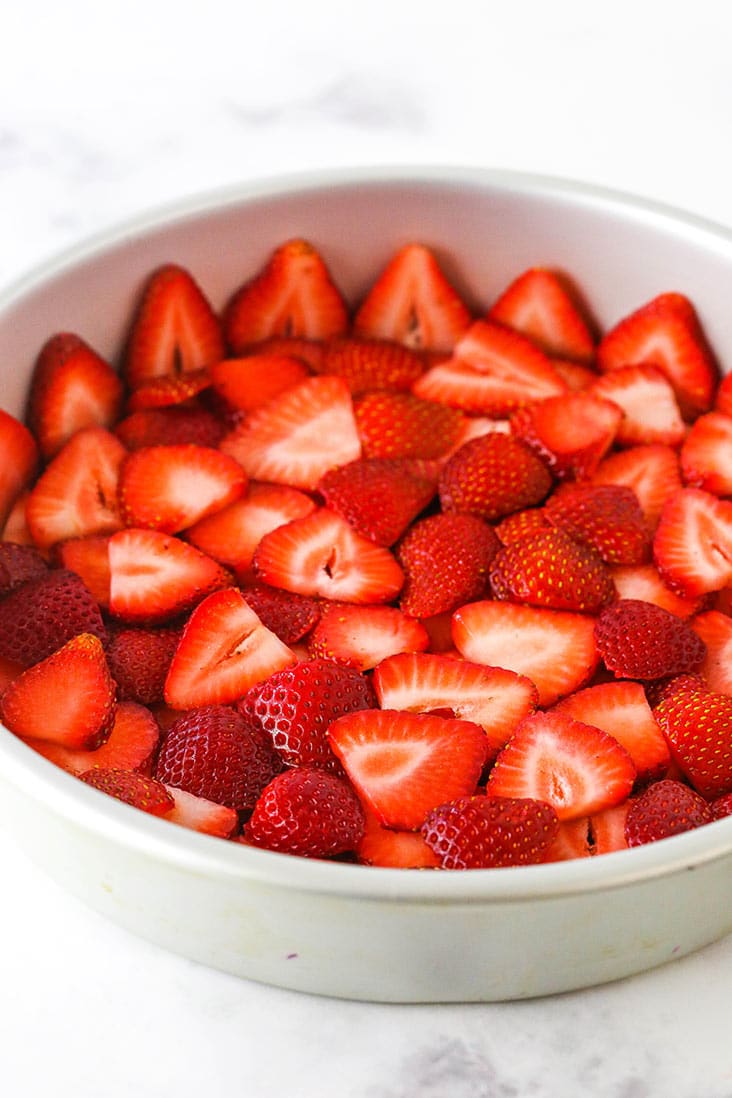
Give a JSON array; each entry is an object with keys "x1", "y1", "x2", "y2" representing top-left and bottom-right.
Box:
[
  {"x1": 126, "y1": 368, "x2": 212, "y2": 411},
  {"x1": 220, "y1": 375, "x2": 361, "y2": 490},
  {"x1": 124, "y1": 264, "x2": 225, "y2": 389},
  {"x1": 396, "y1": 512, "x2": 500, "y2": 618},
  {"x1": 597, "y1": 292, "x2": 718, "y2": 417},
  {"x1": 422, "y1": 794, "x2": 560, "y2": 868},
  {"x1": 162, "y1": 784, "x2": 238, "y2": 837},
  {"x1": 0, "y1": 633, "x2": 115, "y2": 750},
  {"x1": 239, "y1": 584, "x2": 320, "y2": 646},
  {"x1": 589, "y1": 801, "x2": 631, "y2": 856},
  {"x1": 164, "y1": 587, "x2": 295, "y2": 709},
  {"x1": 653, "y1": 488, "x2": 732, "y2": 596},
  {"x1": 711, "y1": 793, "x2": 732, "y2": 820},
  {"x1": 115, "y1": 406, "x2": 226, "y2": 450},
  {"x1": 451, "y1": 601, "x2": 599, "y2": 707},
  {"x1": 247, "y1": 767, "x2": 364, "y2": 857},
  {"x1": 490, "y1": 528, "x2": 615, "y2": 613},
  {"x1": 0, "y1": 542, "x2": 48, "y2": 595},
  {"x1": 544, "y1": 483, "x2": 650, "y2": 565},
  {"x1": 25, "y1": 700, "x2": 160, "y2": 776},
  {"x1": 487, "y1": 267, "x2": 596, "y2": 362},
  {"x1": 354, "y1": 390, "x2": 464, "y2": 460},
  {"x1": 0, "y1": 568, "x2": 107, "y2": 667},
  {"x1": 242, "y1": 336, "x2": 326, "y2": 372},
  {"x1": 80, "y1": 768, "x2": 175, "y2": 816},
  {"x1": 1, "y1": 491, "x2": 34, "y2": 546},
  {"x1": 209, "y1": 354, "x2": 309, "y2": 412},
  {"x1": 588, "y1": 365, "x2": 686, "y2": 448},
  {"x1": 107, "y1": 627, "x2": 181, "y2": 705},
  {"x1": 486, "y1": 710, "x2": 636, "y2": 820},
  {"x1": 541, "y1": 818, "x2": 592, "y2": 862},
  {"x1": 609, "y1": 562, "x2": 702, "y2": 618},
  {"x1": 714, "y1": 372, "x2": 732, "y2": 416},
  {"x1": 315, "y1": 337, "x2": 425, "y2": 394},
  {"x1": 0, "y1": 655, "x2": 24, "y2": 692},
  {"x1": 57, "y1": 536, "x2": 112, "y2": 608},
  {"x1": 26, "y1": 426, "x2": 126, "y2": 550},
  {"x1": 438, "y1": 433, "x2": 552, "y2": 521},
  {"x1": 319, "y1": 457, "x2": 437, "y2": 546},
  {"x1": 108, "y1": 527, "x2": 230, "y2": 624},
  {"x1": 254, "y1": 508, "x2": 404, "y2": 605},
  {"x1": 118, "y1": 444, "x2": 247, "y2": 533},
  {"x1": 592, "y1": 443, "x2": 682, "y2": 528},
  {"x1": 495, "y1": 507, "x2": 552, "y2": 545},
  {"x1": 353, "y1": 243, "x2": 471, "y2": 353},
  {"x1": 27, "y1": 332, "x2": 124, "y2": 458},
  {"x1": 357, "y1": 809, "x2": 441, "y2": 868},
  {"x1": 595, "y1": 599, "x2": 706, "y2": 680},
  {"x1": 680, "y1": 411, "x2": 732, "y2": 496},
  {"x1": 624, "y1": 779, "x2": 713, "y2": 846},
  {"x1": 0, "y1": 409, "x2": 39, "y2": 529},
  {"x1": 223, "y1": 239, "x2": 348, "y2": 350},
  {"x1": 308, "y1": 603, "x2": 429, "y2": 671},
  {"x1": 550, "y1": 359, "x2": 598, "y2": 392},
  {"x1": 446, "y1": 416, "x2": 512, "y2": 455},
  {"x1": 373, "y1": 652, "x2": 537, "y2": 761},
  {"x1": 511, "y1": 392, "x2": 622, "y2": 480},
  {"x1": 689, "y1": 610, "x2": 732, "y2": 696},
  {"x1": 328, "y1": 709, "x2": 488, "y2": 830}
]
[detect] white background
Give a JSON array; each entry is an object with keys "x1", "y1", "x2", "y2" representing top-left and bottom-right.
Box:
[{"x1": 2, "y1": 2, "x2": 732, "y2": 1095}]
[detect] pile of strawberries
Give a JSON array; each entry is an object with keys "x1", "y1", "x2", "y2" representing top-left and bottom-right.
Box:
[{"x1": 2, "y1": 236, "x2": 732, "y2": 870}]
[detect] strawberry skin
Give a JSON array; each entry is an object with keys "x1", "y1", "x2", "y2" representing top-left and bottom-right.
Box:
[
  {"x1": 438, "y1": 433, "x2": 552, "y2": 522},
  {"x1": 680, "y1": 411, "x2": 732, "y2": 496},
  {"x1": 511, "y1": 392, "x2": 622, "y2": 480},
  {"x1": 115, "y1": 406, "x2": 225, "y2": 450},
  {"x1": 107, "y1": 627, "x2": 181, "y2": 706},
  {"x1": 690, "y1": 610, "x2": 732, "y2": 696},
  {"x1": 307, "y1": 603, "x2": 429, "y2": 671},
  {"x1": 653, "y1": 488, "x2": 732, "y2": 596},
  {"x1": 0, "y1": 409, "x2": 38, "y2": 530},
  {"x1": 240, "y1": 583, "x2": 320, "y2": 646},
  {"x1": 319, "y1": 457, "x2": 437, "y2": 546},
  {"x1": 544, "y1": 483, "x2": 650, "y2": 565},
  {"x1": 210, "y1": 354, "x2": 309, "y2": 413},
  {"x1": 0, "y1": 542, "x2": 48, "y2": 595},
  {"x1": 624, "y1": 779, "x2": 713, "y2": 846},
  {"x1": 246, "y1": 767, "x2": 365, "y2": 858},
  {"x1": 354, "y1": 391, "x2": 464, "y2": 460},
  {"x1": 0, "y1": 568, "x2": 107, "y2": 668},
  {"x1": 422, "y1": 795, "x2": 560, "y2": 869},
  {"x1": 396, "y1": 512, "x2": 500, "y2": 618},
  {"x1": 489, "y1": 528, "x2": 615, "y2": 613},
  {"x1": 593, "y1": 444, "x2": 682, "y2": 529},
  {"x1": 80, "y1": 768, "x2": 175, "y2": 816},
  {"x1": 595, "y1": 599, "x2": 706, "y2": 680},
  {"x1": 316, "y1": 337, "x2": 425, "y2": 395},
  {"x1": 126, "y1": 368, "x2": 212, "y2": 412},
  {"x1": 654, "y1": 689, "x2": 732, "y2": 798},
  {"x1": 57, "y1": 536, "x2": 112, "y2": 608}
]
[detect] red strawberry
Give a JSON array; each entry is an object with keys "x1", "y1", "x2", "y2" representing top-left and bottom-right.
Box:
[
  {"x1": 550, "y1": 359, "x2": 598, "y2": 392},
  {"x1": 1, "y1": 491, "x2": 33, "y2": 547},
  {"x1": 590, "y1": 801, "x2": 630, "y2": 855},
  {"x1": 372, "y1": 651, "x2": 537, "y2": 761},
  {"x1": 27, "y1": 333, "x2": 124, "y2": 458},
  {"x1": 223, "y1": 239, "x2": 348, "y2": 351},
  {"x1": 0, "y1": 568, "x2": 107, "y2": 667},
  {"x1": 118, "y1": 444, "x2": 247, "y2": 533},
  {"x1": 541, "y1": 818, "x2": 592, "y2": 862},
  {"x1": 80, "y1": 767, "x2": 175, "y2": 816},
  {"x1": 609, "y1": 562, "x2": 702, "y2": 619},
  {"x1": 353, "y1": 391, "x2": 464, "y2": 460},
  {"x1": 107, "y1": 627, "x2": 181, "y2": 705},
  {"x1": 495, "y1": 508, "x2": 552, "y2": 545},
  {"x1": 0, "y1": 409, "x2": 38, "y2": 529},
  {"x1": 422, "y1": 795, "x2": 560, "y2": 869},
  {"x1": 246, "y1": 767, "x2": 364, "y2": 857},
  {"x1": 115, "y1": 406, "x2": 226, "y2": 450},
  {"x1": 328, "y1": 709, "x2": 488, "y2": 830},
  {"x1": 488, "y1": 267, "x2": 595, "y2": 362},
  {"x1": 597, "y1": 292, "x2": 718, "y2": 417},
  {"x1": 690, "y1": 610, "x2": 732, "y2": 696},
  {"x1": 654, "y1": 689, "x2": 732, "y2": 798},
  {"x1": 26, "y1": 700, "x2": 160, "y2": 776},
  {"x1": 353, "y1": 243, "x2": 471, "y2": 353},
  {"x1": 715, "y1": 371, "x2": 732, "y2": 416},
  {"x1": 108, "y1": 527, "x2": 231, "y2": 624},
  {"x1": 318, "y1": 458, "x2": 437, "y2": 546},
  {"x1": 357, "y1": 809, "x2": 441, "y2": 868},
  {"x1": 490, "y1": 529, "x2": 615, "y2": 613},
  {"x1": 624, "y1": 779, "x2": 713, "y2": 846},
  {"x1": 646, "y1": 673, "x2": 708, "y2": 710},
  {"x1": 0, "y1": 542, "x2": 48, "y2": 596},
  {"x1": 254, "y1": 508, "x2": 404, "y2": 605},
  {"x1": 511, "y1": 392, "x2": 622, "y2": 480},
  {"x1": 315, "y1": 337, "x2": 425, "y2": 394},
  {"x1": 413, "y1": 320, "x2": 567, "y2": 415},
  {"x1": 711, "y1": 793, "x2": 732, "y2": 820},
  {"x1": 592, "y1": 443, "x2": 682, "y2": 528},
  {"x1": 588, "y1": 365, "x2": 686, "y2": 448},
  {"x1": 451, "y1": 601, "x2": 599, "y2": 707},
  {"x1": 57, "y1": 536, "x2": 112, "y2": 608},
  {"x1": 164, "y1": 587, "x2": 295, "y2": 709},
  {"x1": 544, "y1": 483, "x2": 650, "y2": 565},
  {"x1": 210, "y1": 354, "x2": 309, "y2": 412},
  {"x1": 154, "y1": 704, "x2": 282, "y2": 811},
  {"x1": 654, "y1": 488, "x2": 732, "y2": 596},
  {"x1": 486, "y1": 710, "x2": 636, "y2": 819},
  {"x1": 124, "y1": 264, "x2": 225, "y2": 389},
  {"x1": 595, "y1": 599, "x2": 706, "y2": 680},
  {"x1": 396, "y1": 512, "x2": 500, "y2": 618},
  {"x1": 240, "y1": 583, "x2": 320, "y2": 645},
  {"x1": 243, "y1": 336, "x2": 326, "y2": 372},
  {"x1": 0, "y1": 633, "x2": 115, "y2": 750},
  {"x1": 438, "y1": 433, "x2": 552, "y2": 522},
  {"x1": 308, "y1": 603, "x2": 429, "y2": 670},
  {"x1": 680, "y1": 411, "x2": 732, "y2": 496},
  {"x1": 162, "y1": 785, "x2": 239, "y2": 837},
  {"x1": 220, "y1": 375, "x2": 361, "y2": 490},
  {"x1": 126, "y1": 368, "x2": 212, "y2": 411}
]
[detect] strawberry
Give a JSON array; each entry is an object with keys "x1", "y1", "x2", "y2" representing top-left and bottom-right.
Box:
[
  {"x1": 223, "y1": 239, "x2": 348, "y2": 350},
  {"x1": 489, "y1": 529, "x2": 615, "y2": 613},
  {"x1": 438, "y1": 433, "x2": 552, "y2": 522},
  {"x1": 715, "y1": 371, "x2": 732, "y2": 416},
  {"x1": 0, "y1": 633, "x2": 115, "y2": 750},
  {"x1": 588, "y1": 365, "x2": 686, "y2": 448},
  {"x1": 1, "y1": 491, "x2": 33, "y2": 546},
  {"x1": 57, "y1": 536, "x2": 112, "y2": 608},
  {"x1": 209, "y1": 354, "x2": 309, "y2": 412},
  {"x1": 318, "y1": 457, "x2": 437, "y2": 546},
  {"x1": 126, "y1": 368, "x2": 212, "y2": 411},
  {"x1": 0, "y1": 542, "x2": 48, "y2": 595},
  {"x1": 163, "y1": 587, "x2": 295, "y2": 709},
  {"x1": 124, "y1": 264, "x2": 225, "y2": 389},
  {"x1": 353, "y1": 243, "x2": 471, "y2": 353},
  {"x1": 609, "y1": 562, "x2": 702, "y2": 618},
  {"x1": 154, "y1": 704, "x2": 282, "y2": 811},
  {"x1": 0, "y1": 409, "x2": 38, "y2": 529},
  {"x1": 486, "y1": 710, "x2": 636, "y2": 820},
  {"x1": 646, "y1": 673, "x2": 708, "y2": 710},
  {"x1": 315, "y1": 338, "x2": 425, "y2": 395},
  {"x1": 680, "y1": 411, "x2": 732, "y2": 496},
  {"x1": 495, "y1": 508, "x2": 552, "y2": 545},
  {"x1": 0, "y1": 568, "x2": 107, "y2": 667},
  {"x1": 421, "y1": 795, "x2": 560, "y2": 869},
  {"x1": 242, "y1": 658, "x2": 374, "y2": 771},
  {"x1": 592, "y1": 443, "x2": 682, "y2": 528},
  {"x1": 711, "y1": 793, "x2": 732, "y2": 820},
  {"x1": 80, "y1": 768, "x2": 175, "y2": 816},
  {"x1": 372, "y1": 652, "x2": 538, "y2": 761},
  {"x1": 624, "y1": 779, "x2": 713, "y2": 846},
  {"x1": 487, "y1": 267, "x2": 596, "y2": 362},
  {"x1": 413, "y1": 320, "x2": 567, "y2": 415},
  {"x1": 220, "y1": 375, "x2": 361, "y2": 490},
  {"x1": 451, "y1": 601, "x2": 599, "y2": 707},
  {"x1": 328, "y1": 709, "x2": 488, "y2": 830},
  {"x1": 118, "y1": 444, "x2": 247, "y2": 533},
  {"x1": 163, "y1": 785, "x2": 238, "y2": 837},
  {"x1": 553, "y1": 681, "x2": 670, "y2": 782},
  {"x1": 243, "y1": 336, "x2": 326, "y2": 372},
  {"x1": 107, "y1": 627, "x2": 181, "y2": 705},
  {"x1": 511, "y1": 392, "x2": 622, "y2": 480},
  {"x1": 26, "y1": 700, "x2": 160, "y2": 776},
  {"x1": 357, "y1": 809, "x2": 441, "y2": 868},
  {"x1": 690, "y1": 610, "x2": 732, "y2": 696},
  {"x1": 589, "y1": 801, "x2": 630, "y2": 855},
  {"x1": 353, "y1": 391, "x2": 464, "y2": 460},
  {"x1": 594, "y1": 599, "x2": 706, "y2": 680},
  {"x1": 115, "y1": 406, "x2": 225, "y2": 450},
  {"x1": 108, "y1": 527, "x2": 231, "y2": 624},
  {"x1": 597, "y1": 292, "x2": 718, "y2": 417},
  {"x1": 541, "y1": 818, "x2": 592, "y2": 862},
  {"x1": 27, "y1": 332, "x2": 124, "y2": 458},
  {"x1": 396, "y1": 512, "x2": 500, "y2": 618},
  {"x1": 254, "y1": 508, "x2": 404, "y2": 604},
  {"x1": 246, "y1": 767, "x2": 364, "y2": 858},
  {"x1": 653, "y1": 488, "x2": 732, "y2": 596},
  {"x1": 307, "y1": 603, "x2": 429, "y2": 670},
  {"x1": 25, "y1": 426, "x2": 126, "y2": 550},
  {"x1": 544, "y1": 483, "x2": 650, "y2": 565},
  {"x1": 239, "y1": 583, "x2": 320, "y2": 645},
  {"x1": 550, "y1": 359, "x2": 598, "y2": 392}
]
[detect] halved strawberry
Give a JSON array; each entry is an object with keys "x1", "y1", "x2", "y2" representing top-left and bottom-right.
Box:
[
  {"x1": 57, "y1": 536, "x2": 112, "y2": 608},
  {"x1": 372, "y1": 652, "x2": 538, "y2": 761},
  {"x1": 486, "y1": 710, "x2": 636, "y2": 820},
  {"x1": 422, "y1": 794, "x2": 560, "y2": 868},
  {"x1": 353, "y1": 243, "x2": 471, "y2": 353},
  {"x1": 0, "y1": 409, "x2": 39, "y2": 529},
  {"x1": 107, "y1": 627, "x2": 181, "y2": 705},
  {"x1": 27, "y1": 333, "x2": 124, "y2": 458},
  {"x1": 240, "y1": 584, "x2": 320, "y2": 646},
  {"x1": 0, "y1": 568, "x2": 107, "y2": 667},
  {"x1": 511, "y1": 392, "x2": 622, "y2": 480},
  {"x1": 715, "y1": 372, "x2": 732, "y2": 416},
  {"x1": 315, "y1": 337, "x2": 425, "y2": 394},
  {"x1": 163, "y1": 784, "x2": 239, "y2": 837},
  {"x1": 319, "y1": 457, "x2": 437, "y2": 546},
  {"x1": 654, "y1": 488, "x2": 732, "y2": 596},
  {"x1": 328, "y1": 709, "x2": 488, "y2": 830},
  {"x1": 124, "y1": 264, "x2": 225, "y2": 389},
  {"x1": 489, "y1": 529, "x2": 615, "y2": 613},
  {"x1": 357, "y1": 808, "x2": 441, "y2": 868},
  {"x1": 550, "y1": 359, "x2": 598, "y2": 392},
  {"x1": 595, "y1": 599, "x2": 706, "y2": 680},
  {"x1": 588, "y1": 365, "x2": 686, "y2": 447},
  {"x1": 589, "y1": 801, "x2": 631, "y2": 856},
  {"x1": 487, "y1": 267, "x2": 596, "y2": 362},
  {"x1": 494, "y1": 507, "x2": 552, "y2": 545},
  {"x1": 1, "y1": 491, "x2": 33, "y2": 546},
  {"x1": 690, "y1": 610, "x2": 732, "y2": 696},
  {"x1": 223, "y1": 239, "x2": 348, "y2": 351},
  {"x1": 241, "y1": 336, "x2": 326, "y2": 372},
  {"x1": 0, "y1": 633, "x2": 115, "y2": 750},
  {"x1": 209, "y1": 354, "x2": 309, "y2": 412},
  {"x1": 126, "y1": 368, "x2": 212, "y2": 411},
  {"x1": 254, "y1": 508, "x2": 404, "y2": 604},
  {"x1": 0, "y1": 542, "x2": 48, "y2": 594},
  {"x1": 115, "y1": 406, "x2": 225, "y2": 450},
  {"x1": 544, "y1": 483, "x2": 650, "y2": 564},
  {"x1": 624, "y1": 779, "x2": 713, "y2": 846},
  {"x1": 438, "y1": 432, "x2": 552, "y2": 521},
  {"x1": 592, "y1": 443, "x2": 682, "y2": 528},
  {"x1": 80, "y1": 768, "x2": 175, "y2": 816},
  {"x1": 164, "y1": 587, "x2": 295, "y2": 709},
  {"x1": 246, "y1": 767, "x2": 364, "y2": 857},
  {"x1": 396, "y1": 512, "x2": 500, "y2": 618},
  {"x1": 541, "y1": 817, "x2": 592, "y2": 862},
  {"x1": 451, "y1": 601, "x2": 599, "y2": 707},
  {"x1": 220, "y1": 375, "x2": 361, "y2": 490},
  {"x1": 609, "y1": 562, "x2": 702, "y2": 618},
  {"x1": 680, "y1": 411, "x2": 732, "y2": 496},
  {"x1": 353, "y1": 391, "x2": 464, "y2": 460},
  {"x1": 308, "y1": 603, "x2": 429, "y2": 670},
  {"x1": 25, "y1": 700, "x2": 160, "y2": 776}
]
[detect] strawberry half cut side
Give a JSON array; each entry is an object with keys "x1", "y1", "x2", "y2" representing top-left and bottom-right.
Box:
[
  {"x1": 26, "y1": 700, "x2": 161, "y2": 776},
  {"x1": 487, "y1": 267, "x2": 596, "y2": 363},
  {"x1": 653, "y1": 488, "x2": 732, "y2": 596},
  {"x1": 0, "y1": 410, "x2": 38, "y2": 530}
]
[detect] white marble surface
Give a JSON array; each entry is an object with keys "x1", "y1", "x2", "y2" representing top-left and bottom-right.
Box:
[{"x1": 3, "y1": 2, "x2": 732, "y2": 1094}]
